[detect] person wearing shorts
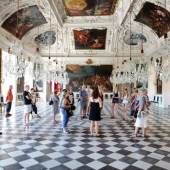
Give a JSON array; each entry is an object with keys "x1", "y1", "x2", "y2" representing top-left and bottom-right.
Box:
[
  {"x1": 23, "y1": 85, "x2": 32, "y2": 126},
  {"x1": 111, "y1": 87, "x2": 120, "y2": 119}
]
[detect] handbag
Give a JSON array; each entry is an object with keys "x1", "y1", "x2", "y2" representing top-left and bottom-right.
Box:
[
  {"x1": 66, "y1": 109, "x2": 73, "y2": 117},
  {"x1": 118, "y1": 98, "x2": 123, "y2": 103},
  {"x1": 137, "y1": 111, "x2": 142, "y2": 118},
  {"x1": 49, "y1": 99, "x2": 53, "y2": 105},
  {"x1": 137, "y1": 111, "x2": 146, "y2": 118},
  {"x1": 71, "y1": 105, "x2": 76, "y2": 110}
]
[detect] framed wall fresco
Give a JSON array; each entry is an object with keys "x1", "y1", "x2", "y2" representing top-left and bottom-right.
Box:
[
  {"x1": 62, "y1": 0, "x2": 118, "y2": 16},
  {"x1": 66, "y1": 65, "x2": 113, "y2": 92},
  {"x1": 73, "y1": 29, "x2": 107, "y2": 49},
  {"x1": 2, "y1": 5, "x2": 47, "y2": 40},
  {"x1": 135, "y1": 2, "x2": 170, "y2": 38}
]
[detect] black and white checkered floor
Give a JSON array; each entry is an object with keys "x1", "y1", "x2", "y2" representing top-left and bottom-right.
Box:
[{"x1": 0, "y1": 102, "x2": 170, "y2": 170}]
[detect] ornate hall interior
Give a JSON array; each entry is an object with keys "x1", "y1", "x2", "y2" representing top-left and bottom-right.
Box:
[{"x1": 0, "y1": 0, "x2": 170, "y2": 170}]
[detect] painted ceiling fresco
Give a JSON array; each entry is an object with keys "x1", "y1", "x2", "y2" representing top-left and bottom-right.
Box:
[
  {"x1": 2, "y1": 5, "x2": 47, "y2": 40},
  {"x1": 73, "y1": 29, "x2": 107, "y2": 50},
  {"x1": 35, "y1": 31, "x2": 56, "y2": 46},
  {"x1": 66, "y1": 65, "x2": 113, "y2": 92},
  {"x1": 63, "y1": 0, "x2": 117, "y2": 16},
  {"x1": 135, "y1": 2, "x2": 170, "y2": 38},
  {"x1": 124, "y1": 31, "x2": 147, "y2": 45}
]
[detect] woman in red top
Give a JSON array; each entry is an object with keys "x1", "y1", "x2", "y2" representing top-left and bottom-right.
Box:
[{"x1": 6, "y1": 85, "x2": 13, "y2": 117}]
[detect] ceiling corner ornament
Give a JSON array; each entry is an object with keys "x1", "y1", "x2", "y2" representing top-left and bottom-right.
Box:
[
  {"x1": 34, "y1": 31, "x2": 56, "y2": 46},
  {"x1": 86, "y1": 58, "x2": 93, "y2": 64}
]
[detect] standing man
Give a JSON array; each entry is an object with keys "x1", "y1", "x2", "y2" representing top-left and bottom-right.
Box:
[
  {"x1": 30, "y1": 88, "x2": 41, "y2": 118},
  {"x1": 23, "y1": 85, "x2": 32, "y2": 126},
  {"x1": 80, "y1": 85, "x2": 88, "y2": 119},
  {"x1": 86, "y1": 85, "x2": 92, "y2": 116},
  {"x1": 6, "y1": 85, "x2": 13, "y2": 117}
]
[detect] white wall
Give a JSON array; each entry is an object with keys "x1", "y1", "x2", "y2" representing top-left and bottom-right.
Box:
[
  {"x1": 162, "y1": 80, "x2": 170, "y2": 108},
  {"x1": 148, "y1": 65, "x2": 157, "y2": 101},
  {"x1": 24, "y1": 62, "x2": 33, "y2": 88},
  {"x1": 1, "y1": 51, "x2": 17, "y2": 111}
]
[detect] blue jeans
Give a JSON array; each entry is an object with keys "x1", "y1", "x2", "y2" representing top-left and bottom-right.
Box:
[{"x1": 60, "y1": 108, "x2": 69, "y2": 128}]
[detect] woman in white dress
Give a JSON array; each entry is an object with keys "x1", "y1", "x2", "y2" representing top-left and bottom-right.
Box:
[
  {"x1": 134, "y1": 89, "x2": 148, "y2": 137},
  {"x1": 122, "y1": 88, "x2": 129, "y2": 120}
]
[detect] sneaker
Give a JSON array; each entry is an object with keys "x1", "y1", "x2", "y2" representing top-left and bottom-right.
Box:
[
  {"x1": 6, "y1": 114, "x2": 12, "y2": 117},
  {"x1": 90, "y1": 133, "x2": 93, "y2": 136},
  {"x1": 110, "y1": 116, "x2": 114, "y2": 119},
  {"x1": 95, "y1": 133, "x2": 100, "y2": 137},
  {"x1": 62, "y1": 128, "x2": 69, "y2": 134},
  {"x1": 36, "y1": 114, "x2": 41, "y2": 118}
]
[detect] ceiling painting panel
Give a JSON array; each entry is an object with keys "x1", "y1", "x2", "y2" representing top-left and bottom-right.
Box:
[
  {"x1": 63, "y1": 0, "x2": 118, "y2": 16},
  {"x1": 2, "y1": 5, "x2": 47, "y2": 40},
  {"x1": 135, "y1": 2, "x2": 170, "y2": 38},
  {"x1": 73, "y1": 28, "x2": 107, "y2": 50}
]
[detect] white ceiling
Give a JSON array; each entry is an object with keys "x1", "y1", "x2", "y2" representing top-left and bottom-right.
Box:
[{"x1": 0, "y1": 0, "x2": 169, "y2": 65}]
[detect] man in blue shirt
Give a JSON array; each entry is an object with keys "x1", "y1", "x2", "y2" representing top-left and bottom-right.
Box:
[{"x1": 80, "y1": 85, "x2": 88, "y2": 119}]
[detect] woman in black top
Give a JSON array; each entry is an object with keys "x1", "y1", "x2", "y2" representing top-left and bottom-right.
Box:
[
  {"x1": 111, "y1": 87, "x2": 119, "y2": 119},
  {"x1": 88, "y1": 87, "x2": 102, "y2": 136}
]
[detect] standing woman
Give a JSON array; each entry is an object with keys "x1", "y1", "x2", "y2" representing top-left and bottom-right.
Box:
[
  {"x1": 134, "y1": 89, "x2": 148, "y2": 137},
  {"x1": 88, "y1": 87, "x2": 102, "y2": 136},
  {"x1": 122, "y1": 88, "x2": 129, "y2": 120},
  {"x1": 111, "y1": 87, "x2": 119, "y2": 119},
  {"x1": 52, "y1": 91, "x2": 60, "y2": 124},
  {"x1": 60, "y1": 89, "x2": 71, "y2": 133}
]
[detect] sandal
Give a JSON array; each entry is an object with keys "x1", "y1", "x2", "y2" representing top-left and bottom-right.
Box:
[{"x1": 95, "y1": 134, "x2": 100, "y2": 137}]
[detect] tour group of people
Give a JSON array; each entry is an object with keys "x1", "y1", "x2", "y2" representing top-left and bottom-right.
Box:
[
  {"x1": 1, "y1": 84, "x2": 151, "y2": 138},
  {"x1": 111, "y1": 87, "x2": 150, "y2": 137},
  {"x1": 50, "y1": 84, "x2": 150, "y2": 137},
  {"x1": 0, "y1": 85, "x2": 40, "y2": 135}
]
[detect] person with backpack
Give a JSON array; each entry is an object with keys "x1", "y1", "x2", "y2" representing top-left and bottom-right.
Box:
[{"x1": 30, "y1": 88, "x2": 41, "y2": 118}]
